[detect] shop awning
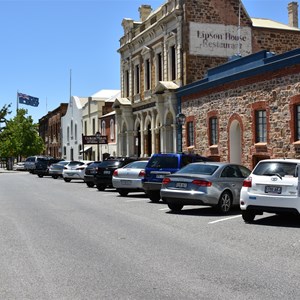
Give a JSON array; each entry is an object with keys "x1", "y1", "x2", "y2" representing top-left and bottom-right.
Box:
[{"x1": 79, "y1": 146, "x2": 92, "y2": 153}]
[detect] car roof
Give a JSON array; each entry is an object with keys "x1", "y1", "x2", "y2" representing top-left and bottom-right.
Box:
[{"x1": 257, "y1": 158, "x2": 300, "y2": 164}]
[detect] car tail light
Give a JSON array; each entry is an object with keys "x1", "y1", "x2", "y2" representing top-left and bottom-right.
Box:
[
  {"x1": 243, "y1": 177, "x2": 252, "y2": 188},
  {"x1": 77, "y1": 166, "x2": 85, "y2": 170},
  {"x1": 113, "y1": 170, "x2": 118, "y2": 176},
  {"x1": 192, "y1": 179, "x2": 212, "y2": 187},
  {"x1": 138, "y1": 170, "x2": 145, "y2": 177},
  {"x1": 162, "y1": 177, "x2": 171, "y2": 184},
  {"x1": 64, "y1": 166, "x2": 68, "y2": 170}
]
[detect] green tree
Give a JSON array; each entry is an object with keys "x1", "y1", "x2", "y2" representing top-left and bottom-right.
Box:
[
  {"x1": 0, "y1": 109, "x2": 44, "y2": 159},
  {"x1": 0, "y1": 103, "x2": 12, "y2": 133}
]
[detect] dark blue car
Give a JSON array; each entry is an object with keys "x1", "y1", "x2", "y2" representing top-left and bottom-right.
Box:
[{"x1": 142, "y1": 153, "x2": 210, "y2": 202}]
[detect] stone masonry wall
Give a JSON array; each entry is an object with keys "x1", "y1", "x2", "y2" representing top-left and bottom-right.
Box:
[{"x1": 181, "y1": 64, "x2": 300, "y2": 169}]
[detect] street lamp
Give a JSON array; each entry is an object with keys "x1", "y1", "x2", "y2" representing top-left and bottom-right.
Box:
[
  {"x1": 176, "y1": 113, "x2": 186, "y2": 153},
  {"x1": 95, "y1": 131, "x2": 101, "y2": 161}
]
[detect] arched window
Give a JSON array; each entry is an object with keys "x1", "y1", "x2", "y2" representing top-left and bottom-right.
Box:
[
  {"x1": 110, "y1": 119, "x2": 115, "y2": 140},
  {"x1": 101, "y1": 120, "x2": 106, "y2": 135},
  {"x1": 74, "y1": 123, "x2": 77, "y2": 141}
]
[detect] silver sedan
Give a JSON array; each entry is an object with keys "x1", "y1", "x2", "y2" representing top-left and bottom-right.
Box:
[
  {"x1": 160, "y1": 162, "x2": 251, "y2": 213},
  {"x1": 112, "y1": 160, "x2": 149, "y2": 196}
]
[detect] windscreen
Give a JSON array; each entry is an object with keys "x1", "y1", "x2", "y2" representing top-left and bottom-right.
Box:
[
  {"x1": 253, "y1": 162, "x2": 298, "y2": 177},
  {"x1": 147, "y1": 156, "x2": 178, "y2": 169},
  {"x1": 177, "y1": 163, "x2": 218, "y2": 175}
]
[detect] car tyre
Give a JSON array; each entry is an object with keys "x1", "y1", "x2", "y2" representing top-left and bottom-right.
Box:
[
  {"x1": 64, "y1": 178, "x2": 71, "y2": 182},
  {"x1": 242, "y1": 211, "x2": 256, "y2": 223},
  {"x1": 217, "y1": 191, "x2": 232, "y2": 214},
  {"x1": 168, "y1": 203, "x2": 184, "y2": 212},
  {"x1": 148, "y1": 192, "x2": 160, "y2": 203},
  {"x1": 52, "y1": 175, "x2": 58, "y2": 179},
  {"x1": 97, "y1": 184, "x2": 106, "y2": 191},
  {"x1": 117, "y1": 189, "x2": 128, "y2": 196},
  {"x1": 38, "y1": 174, "x2": 43, "y2": 178},
  {"x1": 86, "y1": 182, "x2": 95, "y2": 188}
]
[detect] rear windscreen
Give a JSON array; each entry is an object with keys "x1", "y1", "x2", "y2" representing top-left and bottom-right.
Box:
[
  {"x1": 147, "y1": 156, "x2": 178, "y2": 169},
  {"x1": 253, "y1": 162, "x2": 298, "y2": 177}
]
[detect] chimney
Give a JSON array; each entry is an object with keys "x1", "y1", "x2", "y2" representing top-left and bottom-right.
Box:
[
  {"x1": 288, "y1": 2, "x2": 298, "y2": 28},
  {"x1": 139, "y1": 5, "x2": 152, "y2": 22}
]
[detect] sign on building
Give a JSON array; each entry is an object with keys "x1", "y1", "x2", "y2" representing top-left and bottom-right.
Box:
[
  {"x1": 82, "y1": 135, "x2": 108, "y2": 144},
  {"x1": 189, "y1": 22, "x2": 252, "y2": 57}
]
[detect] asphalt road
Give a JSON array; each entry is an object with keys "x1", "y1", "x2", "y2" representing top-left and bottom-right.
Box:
[{"x1": 0, "y1": 171, "x2": 300, "y2": 300}]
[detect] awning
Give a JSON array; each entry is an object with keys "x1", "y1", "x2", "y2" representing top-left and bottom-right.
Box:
[{"x1": 79, "y1": 146, "x2": 92, "y2": 153}]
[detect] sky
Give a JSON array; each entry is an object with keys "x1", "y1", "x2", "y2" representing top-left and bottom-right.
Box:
[{"x1": 0, "y1": 0, "x2": 296, "y2": 123}]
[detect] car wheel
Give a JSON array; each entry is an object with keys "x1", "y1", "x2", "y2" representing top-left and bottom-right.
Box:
[
  {"x1": 52, "y1": 175, "x2": 58, "y2": 179},
  {"x1": 38, "y1": 174, "x2": 43, "y2": 178},
  {"x1": 149, "y1": 192, "x2": 160, "y2": 203},
  {"x1": 217, "y1": 191, "x2": 232, "y2": 214},
  {"x1": 86, "y1": 182, "x2": 95, "y2": 188},
  {"x1": 97, "y1": 184, "x2": 106, "y2": 191},
  {"x1": 242, "y1": 211, "x2": 256, "y2": 223},
  {"x1": 168, "y1": 203, "x2": 184, "y2": 212},
  {"x1": 64, "y1": 178, "x2": 71, "y2": 182},
  {"x1": 117, "y1": 189, "x2": 128, "y2": 196}
]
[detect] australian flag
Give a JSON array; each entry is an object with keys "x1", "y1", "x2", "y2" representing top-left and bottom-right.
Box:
[{"x1": 18, "y1": 92, "x2": 39, "y2": 107}]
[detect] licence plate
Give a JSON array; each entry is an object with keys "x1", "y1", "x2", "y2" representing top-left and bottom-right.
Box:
[
  {"x1": 265, "y1": 186, "x2": 282, "y2": 194},
  {"x1": 176, "y1": 182, "x2": 187, "y2": 188},
  {"x1": 121, "y1": 180, "x2": 131, "y2": 185},
  {"x1": 103, "y1": 170, "x2": 111, "y2": 175},
  {"x1": 156, "y1": 174, "x2": 165, "y2": 179}
]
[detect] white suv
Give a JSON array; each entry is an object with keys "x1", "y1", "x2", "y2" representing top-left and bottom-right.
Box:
[{"x1": 240, "y1": 158, "x2": 300, "y2": 223}]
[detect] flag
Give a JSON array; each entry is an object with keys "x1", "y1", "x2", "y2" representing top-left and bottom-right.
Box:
[{"x1": 18, "y1": 92, "x2": 39, "y2": 107}]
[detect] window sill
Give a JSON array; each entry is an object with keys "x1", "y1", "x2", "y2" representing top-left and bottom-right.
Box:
[{"x1": 254, "y1": 142, "x2": 267, "y2": 147}]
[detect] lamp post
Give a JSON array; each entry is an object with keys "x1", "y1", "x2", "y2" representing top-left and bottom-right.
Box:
[
  {"x1": 95, "y1": 131, "x2": 101, "y2": 161},
  {"x1": 176, "y1": 112, "x2": 186, "y2": 153}
]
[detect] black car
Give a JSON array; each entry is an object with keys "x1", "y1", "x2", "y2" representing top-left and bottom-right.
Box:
[
  {"x1": 93, "y1": 157, "x2": 138, "y2": 191},
  {"x1": 84, "y1": 161, "x2": 102, "y2": 188},
  {"x1": 35, "y1": 158, "x2": 64, "y2": 177}
]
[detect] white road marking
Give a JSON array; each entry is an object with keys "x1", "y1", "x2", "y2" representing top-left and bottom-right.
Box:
[
  {"x1": 208, "y1": 215, "x2": 242, "y2": 224},
  {"x1": 159, "y1": 207, "x2": 170, "y2": 211},
  {"x1": 125, "y1": 199, "x2": 149, "y2": 202}
]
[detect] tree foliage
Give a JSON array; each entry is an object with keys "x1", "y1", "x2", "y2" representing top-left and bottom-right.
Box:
[
  {"x1": 0, "y1": 109, "x2": 44, "y2": 158},
  {"x1": 0, "y1": 103, "x2": 12, "y2": 133}
]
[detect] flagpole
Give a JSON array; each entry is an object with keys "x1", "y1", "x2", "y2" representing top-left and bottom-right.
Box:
[{"x1": 16, "y1": 90, "x2": 19, "y2": 113}]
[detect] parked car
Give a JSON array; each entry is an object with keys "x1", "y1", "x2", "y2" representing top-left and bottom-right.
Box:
[
  {"x1": 84, "y1": 161, "x2": 102, "y2": 187},
  {"x1": 93, "y1": 157, "x2": 138, "y2": 191},
  {"x1": 35, "y1": 158, "x2": 64, "y2": 177},
  {"x1": 13, "y1": 161, "x2": 26, "y2": 171},
  {"x1": 62, "y1": 161, "x2": 93, "y2": 182},
  {"x1": 160, "y1": 162, "x2": 251, "y2": 213},
  {"x1": 143, "y1": 153, "x2": 211, "y2": 202},
  {"x1": 240, "y1": 158, "x2": 300, "y2": 223},
  {"x1": 24, "y1": 155, "x2": 53, "y2": 173},
  {"x1": 49, "y1": 160, "x2": 70, "y2": 179},
  {"x1": 112, "y1": 160, "x2": 149, "y2": 196}
]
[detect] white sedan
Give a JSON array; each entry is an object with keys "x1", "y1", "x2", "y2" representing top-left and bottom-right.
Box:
[
  {"x1": 112, "y1": 160, "x2": 149, "y2": 196},
  {"x1": 62, "y1": 161, "x2": 93, "y2": 182}
]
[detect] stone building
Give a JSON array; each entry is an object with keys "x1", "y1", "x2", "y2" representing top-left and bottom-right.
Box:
[
  {"x1": 115, "y1": 0, "x2": 300, "y2": 157},
  {"x1": 81, "y1": 90, "x2": 120, "y2": 161},
  {"x1": 176, "y1": 48, "x2": 300, "y2": 169},
  {"x1": 38, "y1": 103, "x2": 68, "y2": 158}
]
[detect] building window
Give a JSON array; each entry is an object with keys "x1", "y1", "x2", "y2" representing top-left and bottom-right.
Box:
[
  {"x1": 71, "y1": 120, "x2": 73, "y2": 138},
  {"x1": 92, "y1": 118, "x2": 96, "y2": 134},
  {"x1": 110, "y1": 119, "x2": 115, "y2": 140},
  {"x1": 125, "y1": 70, "x2": 130, "y2": 97},
  {"x1": 67, "y1": 126, "x2": 70, "y2": 142},
  {"x1": 156, "y1": 52, "x2": 163, "y2": 82},
  {"x1": 145, "y1": 58, "x2": 151, "y2": 90},
  {"x1": 135, "y1": 64, "x2": 140, "y2": 94},
  {"x1": 84, "y1": 120, "x2": 87, "y2": 135},
  {"x1": 74, "y1": 124, "x2": 77, "y2": 141},
  {"x1": 101, "y1": 120, "x2": 106, "y2": 136},
  {"x1": 170, "y1": 45, "x2": 176, "y2": 81},
  {"x1": 187, "y1": 121, "x2": 194, "y2": 147},
  {"x1": 255, "y1": 110, "x2": 267, "y2": 143},
  {"x1": 295, "y1": 105, "x2": 300, "y2": 140},
  {"x1": 63, "y1": 146, "x2": 66, "y2": 156},
  {"x1": 209, "y1": 117, "x2": 218, "y2": 145}
]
